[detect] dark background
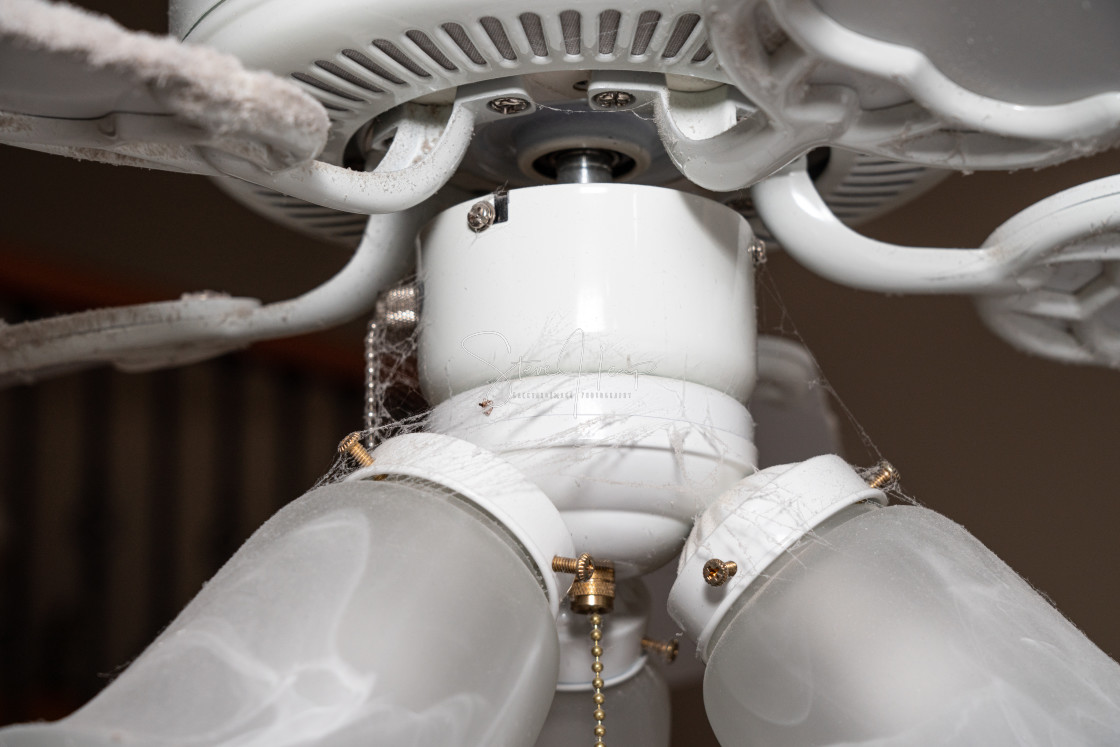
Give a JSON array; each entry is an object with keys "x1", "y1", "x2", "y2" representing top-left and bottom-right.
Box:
[{"x1": 2, "y1": 3, "x2": 1120, "y2": 743}]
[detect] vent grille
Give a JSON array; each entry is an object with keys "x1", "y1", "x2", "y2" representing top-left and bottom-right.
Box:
[
  {"x1": 371, "y1": 39, "x2": 431, "y2": 77},
  {"x1": 276, "y1": 8, "x2": 726, "y2": 241},
  {"x1": 290, "y1": 72, "x2": 365, "y2": 102},
  {"x1": 663, "y1": 13, "x2": 700, "y2": 59},
  {"x1": 314, "y1": 60, "x2": 384, "y2": 93},
  {"x1": 598, "y1": 10, "x2": 621, "y2": 55},
  {"x1": 827, "y1": 160, "x2": 932, "y2": 222},
  {"x1": 442, "y1": 21, "x2": 487, "y2": 65},
  {"x1": 342, "y1": 48, "x2": 405, "y2": 85},
  {"x1": 631, "y1": 11, "x2": 662, "y2": 55},
  {"x1": 479, "y1": 16, "x2": 517, "y2": 61},
  {"x1": 560, "y1": 10, "x2": 582, "y2": 56},
  {"x1": 251, "y1": 187, "x2": 368, "y2": 243},
  {"x1": 519, "y1": 13, "x2": 549, "y2": 58},
  {"x1": 406, "y1": 30, "x2": 459, "y2": 71}
]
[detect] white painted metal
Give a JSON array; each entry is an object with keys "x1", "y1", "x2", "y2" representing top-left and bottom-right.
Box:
[
  {"x1": 751, "y1": 163, "x2": 1120, "y2": 296},
  {"x1": 428, "y1": 375, "x2": 756, "y2": 578},
  {"x1": 699, "y1": 0, "x2": 1120, "y2": 188},
  {"x1": 174, "y1": 0, "x2": 728, "y2": 170},
  {"x1": 0, "y1": 209, "x2": 423, "y2": 385},
  {"x1": 668, "y1": 455, "x2": 886, "y2": 656},
  {"x1": 416, "y1": 183, "x2": 758, "y2": 402},
  {"x1": 360, "y1": 432, "x2": 577, "y2": 615},
  {"x1": 203, "y1": 102, "x2": 475, "y2": 216}
]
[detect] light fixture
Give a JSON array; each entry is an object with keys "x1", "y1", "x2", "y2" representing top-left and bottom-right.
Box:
[{"x1": 2, "y1": 0, "x2": 1120, "y2": 744}]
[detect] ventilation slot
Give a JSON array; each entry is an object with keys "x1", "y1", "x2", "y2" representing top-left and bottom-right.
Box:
[
  {"x1": 291, "y1": 72, "x2": 363, "y2": 102},
  {"x1": 518, "y1": 13, "x2": 549, "y2": 57},
  {"x1": 691, "y1": 40, "x2": 712, "y2": 63},
  {"x1": 559, "y1": 10, "x2": 582, "y2": 56},
  {"x1": 442, "y1": 22, "x2": 487, "y2": 65},
  {"x1": 314, "y1": 60, "x2": 384, "y2": 93},
  {"x1": 406, "y1": 30, "x2": 458, "y2": 71},
  {"x1": 662, "y1": 13, "x2": 700, "y2": 58},
  {"x1": 598, "y1": 10, "x2": 621, "y2": 55},
  {"x1": 371, "y1": 39, "x2": 432, "y2": 77},
  {"x1": 341, "y1": 49, "x2": 405, "y2": 85},
  {"x1": 630, "y1": 11, "x2": 661, "y2": 56},
  {"x1": 479, "y1": 17, "x2": 517, "y2": 61}
]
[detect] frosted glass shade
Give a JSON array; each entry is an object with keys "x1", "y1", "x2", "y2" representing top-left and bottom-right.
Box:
[
  {"x1": 703, "y1": 506, "x2": 1120, "y2": 745},
  {"x1": 534, "y1": 663, "x2": 670, "y2": 747},
  {"x1": 1, "y1": 479, "x2": 559, "y2": 746}
]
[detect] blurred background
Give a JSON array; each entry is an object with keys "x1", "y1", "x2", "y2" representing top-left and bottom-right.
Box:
[{"x1": 2, "y1": 3, "x2": 1120, "y2": 743}]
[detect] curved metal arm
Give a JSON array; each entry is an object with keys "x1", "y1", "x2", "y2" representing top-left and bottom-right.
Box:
[
  {"x1": 203, "y1": 103, "x2": 475, "y2": 215},
  {"x1": 0, "y1": 209, "x2": 424, "y2": 386},
  {"x1": 750, "y1": 165, "x2": 1120, "y2": 294}
]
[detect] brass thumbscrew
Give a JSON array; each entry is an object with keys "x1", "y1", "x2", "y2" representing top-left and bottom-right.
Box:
[{"x1": 338, "y1": 432, "x2": 374, "y2": 467}]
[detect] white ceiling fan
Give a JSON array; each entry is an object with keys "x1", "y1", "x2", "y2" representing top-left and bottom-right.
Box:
[{"x1": 3, "y1": 0, "x2": 1120, "y2": 744}]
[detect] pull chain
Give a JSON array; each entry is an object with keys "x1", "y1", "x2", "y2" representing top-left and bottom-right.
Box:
[{"x1": 590, "y1": 613, "x2": 606, "y2": 747}]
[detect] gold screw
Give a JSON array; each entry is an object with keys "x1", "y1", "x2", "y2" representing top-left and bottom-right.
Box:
[
  {"x1": 552, "y1": 553, "x2": 595, "y2": 581},
  {"x1": 864, "y1": 460, "x2": 900, "y2": 491},
  {"x1": 641, "y1": 636, "x2": 679, "y2": 664},
  {"x1": 703, "y1": 558, "x2": 738, "y2": 587},
  {"x1": 338, "y1": 432, "x2": 374, "y2": 468}
]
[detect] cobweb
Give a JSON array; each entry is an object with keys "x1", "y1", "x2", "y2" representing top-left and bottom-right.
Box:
[{"x1": 753, "y1": 256, "x2": 920, "y2": 507}]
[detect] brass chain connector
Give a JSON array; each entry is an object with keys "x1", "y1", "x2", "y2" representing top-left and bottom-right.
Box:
[{"x1": 553, "y1": 553, "x2": 616, "y2": 614}]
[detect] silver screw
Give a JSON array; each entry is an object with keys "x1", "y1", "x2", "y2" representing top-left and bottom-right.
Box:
[
  {"x1": 487, "y1": 97, "x2": 531, "y2": 115},
  {"x1": 592, "y1": 90, "x2": 635, "y2": 108},
  {"x1": 748, "y1": 240, "x2": 767, "y2": 266},
  {"x1": 467, "y1": 201, "x2": 496, "y2": 233}
]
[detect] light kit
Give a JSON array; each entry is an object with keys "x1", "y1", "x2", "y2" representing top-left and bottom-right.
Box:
[{"x1": 2, "y1": 0, "x2": 1120, "y2": 744}]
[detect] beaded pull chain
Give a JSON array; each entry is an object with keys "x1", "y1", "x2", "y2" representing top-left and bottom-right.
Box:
[{"x1": 590, "y1": 613, "x2": 606, "y2": 747}]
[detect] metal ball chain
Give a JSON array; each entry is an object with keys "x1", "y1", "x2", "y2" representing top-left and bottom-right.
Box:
[{"x1": 590, "y1": 613, "x2": 606, "y2": 747}]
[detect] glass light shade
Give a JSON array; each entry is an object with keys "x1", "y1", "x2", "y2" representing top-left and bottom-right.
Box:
[
  {"x1": 703, "y1": 505, "x2": 1120, "y2": 745},
  {"x1": 0, "y1": 478, "x2": 559, "y2": 746},
  {"x1": 534, "y1": 663, "x2": 670, "y2": 747}
]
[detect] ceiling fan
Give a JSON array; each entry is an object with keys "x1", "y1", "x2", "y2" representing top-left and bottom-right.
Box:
[{"x1": 2, "y1": 0, "x2": 1120, "y2": 744}]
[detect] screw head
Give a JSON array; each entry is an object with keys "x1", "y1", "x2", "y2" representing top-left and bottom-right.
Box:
[
  {"x1": 702, "y1": 558, "x2": 738, "y2": 587},
  {"x1": 338, "y1": 431, "x2": 362, "y2": 454},
  {"x1": 592, "y1": 90, "x2": 635, "y2": 108},
  {"x1": 487, "y1": 96, "x2": 531, "y2": 115},
  {"x1": 466, "y1": 201, "x2": 496, "y2": 233},
  {"x1": 748, "y1": 240, "x2": 767, "y2": 266}
]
